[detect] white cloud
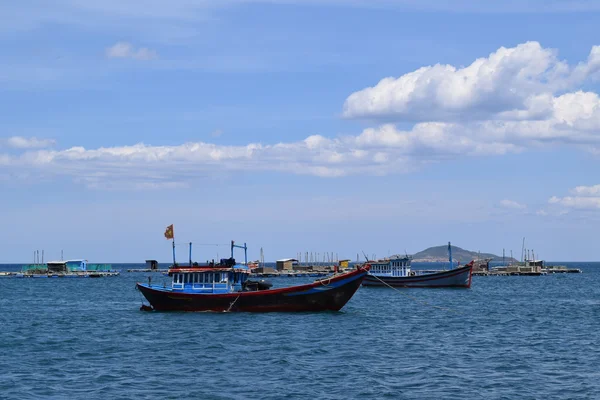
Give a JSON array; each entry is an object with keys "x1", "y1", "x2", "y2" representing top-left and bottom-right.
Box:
[
  {"x1": 0, "y1": 126, "x2": 470, "y2": 188},
  {"x1": 548, "y1": 185, "x2": 600, "y2": 211},
  {"x1": 105, "y1": 42, "x2": 158, "y2": 60},
  {"x1": 500, "y1": 199, "x2": 526, "y2": 209},
  {"x1": 571, "y1": 184, "x2": 600, "y2": 196},
  {"x1": 549, "y1": 195, "x2": 600, "y2": 210},
  {"x1": 3, "y1": 136, "x2": 55, "y2": 149},
  {"x1": 341, "y1": 43, "x2": 600, "y2": 160},
  {"x1": 344, "y1": 42, "x2": 600, "y2": 122}
]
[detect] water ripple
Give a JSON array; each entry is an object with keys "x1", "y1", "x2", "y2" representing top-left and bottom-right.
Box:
[{"x1": 0, "y1": 263, "x2": 599, "y2": 399}]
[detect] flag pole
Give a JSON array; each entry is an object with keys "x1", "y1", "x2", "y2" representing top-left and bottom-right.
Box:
[{"x1": 172, "y1": 239, "x2": 176, "y2": 266}]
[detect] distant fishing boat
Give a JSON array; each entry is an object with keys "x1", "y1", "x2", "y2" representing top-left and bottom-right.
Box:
[
  {"x1": 362, "y1": 242, "x2": 472, "y2": 288},
  {"x1": 137, "y1": 234, "x2": 369, "y2": 312}
]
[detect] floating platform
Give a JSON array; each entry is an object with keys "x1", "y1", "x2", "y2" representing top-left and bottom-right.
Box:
[
  {"x1": 473, "y1": 268, "x2": 582, "y2": 276},
  {"x1": 126, "y1": 269, "x2": 170, "y2": 273},
  {"x1": 544, "y1": 266, "x2": 582, "y2": 273},
  {"x1": 473, "y1": 271, "x2": 546, "y2": 276},
  {"x1": 0, "y1": 271, "x2": 120, "y2": 278}
]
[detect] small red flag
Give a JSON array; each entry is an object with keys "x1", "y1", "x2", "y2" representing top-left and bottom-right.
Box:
[{"x1": 164, "y1": 224, "x2": 174, "y2": 240}]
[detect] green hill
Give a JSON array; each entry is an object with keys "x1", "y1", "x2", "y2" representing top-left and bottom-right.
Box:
[{"x1": 411, "y1": 245, "x2": 516, "y2": 263}]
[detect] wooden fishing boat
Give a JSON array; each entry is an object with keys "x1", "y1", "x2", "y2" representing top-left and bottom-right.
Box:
[
  {"x1": 137, "y1": 239, "x2": 369, "y2": 312},
  {"x1": 137, "y1": 266, "x2": 368, "y2": 312},
  {"x1": 362, "y1": 262, "x2": 472, "y2": 288},
  {"x1": 362, "y1": 242, "x2": 472, "y2": 288}
]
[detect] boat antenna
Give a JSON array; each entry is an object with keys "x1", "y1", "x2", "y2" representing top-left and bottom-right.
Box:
[
  {"x1": 361, "y1": 251, "x2": 369, "y2": 262},
  {"x1": 447, "y1": 241, "x2": 452, "y2": 271}
]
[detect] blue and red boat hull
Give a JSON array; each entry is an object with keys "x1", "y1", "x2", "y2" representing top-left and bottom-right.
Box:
[
  {"x1": 137, "y1": 266, "x2": 369, "y2": 312},
  {"x1": 362, "y1": 264, "x2": 472, "y2": 288}
]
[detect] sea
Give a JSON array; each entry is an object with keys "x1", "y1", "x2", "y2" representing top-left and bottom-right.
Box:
[{"x1": 1, "y1": 261, "x2": 599, "y2": 399}]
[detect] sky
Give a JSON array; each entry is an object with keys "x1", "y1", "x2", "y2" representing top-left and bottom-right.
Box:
[{"x1": 1, "y1": 0, "x2": 600, "y2": 263}]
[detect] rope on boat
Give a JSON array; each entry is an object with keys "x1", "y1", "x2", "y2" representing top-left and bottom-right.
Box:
[
  {"x1": 226, "y1": 295, "x2": 241, "y2": 312},
  {"x1": 318, "y1": 276, "x2": 333, "y2": 288},
  {"x1": 368, "y1": 274, "x2": 461, "y2": 314}
]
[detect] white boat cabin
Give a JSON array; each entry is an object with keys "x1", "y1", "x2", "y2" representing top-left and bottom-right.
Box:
[{"x1": 369, "y1": 256, "x2": 412, "y2": 277}]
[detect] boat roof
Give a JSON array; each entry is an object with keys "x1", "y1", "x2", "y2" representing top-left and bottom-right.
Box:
[
  {"x1": 372, "y1": 255, "x2": 412, "y2": 262},
  {"x1": 277, "y1": 258, "x2": 298, "y2": 262},
  {"x1": 169, "y1": 266, "x2": 249, "y2": 273}
]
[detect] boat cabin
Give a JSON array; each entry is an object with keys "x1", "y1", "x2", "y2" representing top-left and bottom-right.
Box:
[
  {"x1": 369, "y1": 256, "x2": 412, "y2": 277},
  {"x1": 168, "y1": 257, "x2": 252, "y2": 294}
]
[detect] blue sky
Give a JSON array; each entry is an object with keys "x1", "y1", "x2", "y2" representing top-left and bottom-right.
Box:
[{"x1": 1, "y1": 1, "x2": 600, "y2": 263}]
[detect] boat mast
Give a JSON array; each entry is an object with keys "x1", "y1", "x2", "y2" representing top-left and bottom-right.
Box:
[{"x1": 231, "y1": 240, "x2": 248, "y2": 265}]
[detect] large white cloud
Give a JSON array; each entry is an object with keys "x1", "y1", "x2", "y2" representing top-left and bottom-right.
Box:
[
  {"x1": 343, "y1": 42, "x2": 600, "y2": 122},
  {"x1": 342, "y1": 42, "x2": 600, "y2": 159},
  {"x1": 0, "y1": 125, "x2": 509, "y2": 188}
]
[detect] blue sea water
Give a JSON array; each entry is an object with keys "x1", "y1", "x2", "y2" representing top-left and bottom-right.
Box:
[{"x1": 1, "y1": 262, "x2": 599, "y2": 399}]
